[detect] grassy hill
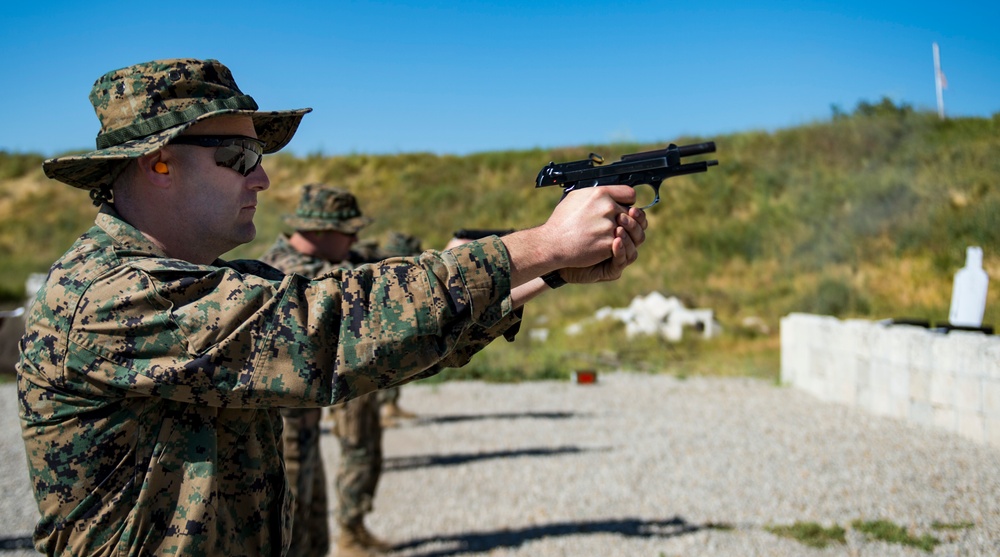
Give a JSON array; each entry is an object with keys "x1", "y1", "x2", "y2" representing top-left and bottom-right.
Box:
[{"x1": 1, "y1": 98, "x2": 996, "y2": 381}]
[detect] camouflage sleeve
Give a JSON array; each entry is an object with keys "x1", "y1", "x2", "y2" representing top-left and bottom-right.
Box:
[
  {"x1": 380, "y1": 307, "x2": 522, "y2": 389},
  {"x1": 32, "y1": 236, "x2": 516, "y2": 408}
]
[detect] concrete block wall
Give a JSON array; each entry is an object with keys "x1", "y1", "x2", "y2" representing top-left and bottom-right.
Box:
[{"x1": 781, "y1": 313, "x2": 1000, "y2": 449}]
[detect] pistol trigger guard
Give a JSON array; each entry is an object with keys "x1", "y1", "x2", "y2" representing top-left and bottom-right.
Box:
[{"x1": 645, "y1": 184, "x2": 661, "y2": 209}]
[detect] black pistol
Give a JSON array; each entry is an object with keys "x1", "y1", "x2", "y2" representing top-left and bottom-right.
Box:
[{"x1": 535, "y1": 141, "x2": 718, "y2": 208}]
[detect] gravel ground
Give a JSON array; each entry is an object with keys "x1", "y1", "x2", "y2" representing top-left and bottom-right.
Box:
[{"x1": 2, "y1": 373, "x2": 999, "y2": 556}]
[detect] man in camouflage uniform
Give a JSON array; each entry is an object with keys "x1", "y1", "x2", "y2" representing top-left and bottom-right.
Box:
[
  {"x1": 259, "y1": 184, "x2": 380, "y2": 556},
  {"x1": 17, "y1": 57, "x2": 647, "y2": 556}
]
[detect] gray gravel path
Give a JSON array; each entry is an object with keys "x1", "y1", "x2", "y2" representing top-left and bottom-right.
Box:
[{"x1": 2, "y1": 373, "x2": 999, "y2": 556}]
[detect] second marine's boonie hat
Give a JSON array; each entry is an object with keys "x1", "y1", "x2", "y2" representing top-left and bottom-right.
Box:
[
  {"x1": 42, "y1": 58, "x2": 312, "y2": 192},
  {"x1": 284, "y1": 184, "x2": 373, "y2": 234}
]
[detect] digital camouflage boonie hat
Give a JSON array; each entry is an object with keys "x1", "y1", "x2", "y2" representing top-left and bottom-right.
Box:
[
  {"x1": 42, "y1": 58, "x2": 312, "y2": 192},
  {"x1": 283, "y1": 184, "x2": 373, "y2": 234}
]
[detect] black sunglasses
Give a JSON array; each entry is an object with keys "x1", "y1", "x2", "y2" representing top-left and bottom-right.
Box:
[{"x1": 167, "y1": 135, "x2": 266, "y2": 177}]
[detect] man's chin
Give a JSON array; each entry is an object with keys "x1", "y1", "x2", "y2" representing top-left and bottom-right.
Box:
[{"x1": 228, "y1": 225, "x2": 257, "y2": 250}]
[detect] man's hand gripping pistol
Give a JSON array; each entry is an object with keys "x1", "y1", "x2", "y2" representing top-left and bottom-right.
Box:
[{"x1": 536, "y1": 141, "x2": 718, "y2": 208}]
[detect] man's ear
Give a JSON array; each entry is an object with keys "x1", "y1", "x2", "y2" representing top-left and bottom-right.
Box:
[{"x1": 137, "y1": 151, "x2": 171, "y2": 188}]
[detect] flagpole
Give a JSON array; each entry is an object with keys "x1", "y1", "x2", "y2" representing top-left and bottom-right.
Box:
[{"x1": 933, "y1": 42, "x2": 945, "y2": 120}]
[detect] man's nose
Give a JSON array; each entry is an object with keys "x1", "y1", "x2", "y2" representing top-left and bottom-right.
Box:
[{"x1": 248, "y1": 164, "x2": 270, "y2": 191}]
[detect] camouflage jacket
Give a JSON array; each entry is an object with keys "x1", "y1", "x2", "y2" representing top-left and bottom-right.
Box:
[{"x1": 17, "y1": 205, "x2": 519, "y2": 556}]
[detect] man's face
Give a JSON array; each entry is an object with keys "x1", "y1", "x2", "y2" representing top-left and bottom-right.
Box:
[
  {"x1": 166, "y1": 115, "x2": 269, "y2": 258},
  {"x1": 304, "y1": 229, "x2": 358, "y2": 263}
]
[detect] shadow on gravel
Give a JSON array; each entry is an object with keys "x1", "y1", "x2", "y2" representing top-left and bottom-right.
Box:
[
  {"x1": 393, "y1": 516, "x2": 708, "y2": 556},
  {"x1": 0, "y1": 535, "x2": 33, "y2": 550},
  {"x1": 414, "y1": 411, "x2": 587, "y2": 425},
  {"x1": 384, "y1": 446, "x2": 609, "y2": 472}
]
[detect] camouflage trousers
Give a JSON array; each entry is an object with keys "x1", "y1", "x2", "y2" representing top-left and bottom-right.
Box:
[
  {"x1": 332, "y1": 391, "x2": 383, "y2": 525},
  {"x1": 281, "y1": 407, "x2": 331, "y2": 557}
]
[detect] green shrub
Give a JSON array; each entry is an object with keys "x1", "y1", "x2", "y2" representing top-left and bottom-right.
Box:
[
  {"x1": 766, "y1": 522, "x2": 846, "y2": 548},
  {"x1": 852, "y1": 519, "x2": 939, "y2": 552}
]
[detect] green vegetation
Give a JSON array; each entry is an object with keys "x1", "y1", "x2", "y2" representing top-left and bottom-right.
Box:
[
  {"x1": 931, "y1": 520, "x2": 974, "y2": 531},
  {"x1": 766, "y1": 517, "x2": 961, "y2": 552},
  {"x1": 852, "y1": 519, "x2": 940, "y2": 552},
  {"x1": 765, "y1": 522, "x2": 846, "y2": 548},
  {"x1": 1, "y1": 99, "x2": 997, "y2": 381},
  {"x1": 0, "y1": 152, "x2": 44, "y2": 180}
]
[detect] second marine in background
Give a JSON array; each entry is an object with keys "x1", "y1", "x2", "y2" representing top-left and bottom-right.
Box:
[{"x1": 260, "y1": 184, "x2": 386, "y2": 557}]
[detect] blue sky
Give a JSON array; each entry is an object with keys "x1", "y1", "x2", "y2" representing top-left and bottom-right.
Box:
[{"x1": 2, "y1": 0, "x2": 997, "y2": 158}]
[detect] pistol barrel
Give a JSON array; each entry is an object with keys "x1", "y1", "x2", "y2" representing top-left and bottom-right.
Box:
[
  {"x1": 677, "y1": 141, "x2": 716, "y2": 157},
  {"x1": 620, "y1": 141, "x2": 716, "y2": 162}
]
